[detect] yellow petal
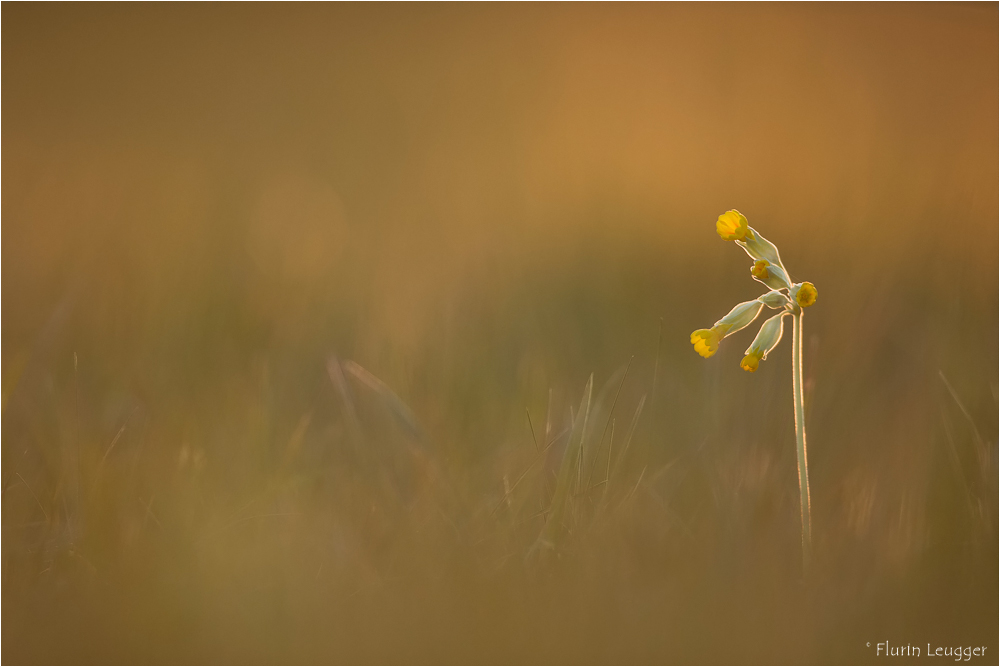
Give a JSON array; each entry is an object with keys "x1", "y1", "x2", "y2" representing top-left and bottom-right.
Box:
[
  {"x1": 795, "y1": 282, "x2": 818, "y2": 308},
  {"x1": 716, "y1": 210, "x2": 748, "y2": 241},
  {"x1": 740, "y1": 353, "x2": 760, "y2": 372},
  {"x1": 690, "y1": 329, "x2": 719, "y2": 358}
]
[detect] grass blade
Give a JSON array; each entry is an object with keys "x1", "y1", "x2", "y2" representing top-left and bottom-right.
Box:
[{"x1": 535, "y1": 374, "x2": 593, "y2": 552}]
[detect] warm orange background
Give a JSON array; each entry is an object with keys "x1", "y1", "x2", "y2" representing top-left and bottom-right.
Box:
[{"x1": 4, "y1": 4, "x2": 997, "y2": 663}]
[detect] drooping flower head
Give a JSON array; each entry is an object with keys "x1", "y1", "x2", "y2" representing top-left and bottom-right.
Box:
[{"x1": 693, "y1": 210, "x2": 817, "y2": 371}]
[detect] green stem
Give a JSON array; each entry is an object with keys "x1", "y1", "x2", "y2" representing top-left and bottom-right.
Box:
[{"x1": 792, "y1": 310, "x2": 812, "y2": 571}]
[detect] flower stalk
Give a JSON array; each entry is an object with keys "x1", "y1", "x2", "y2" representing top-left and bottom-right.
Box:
[{"x1": 791, "y1": 310, "x2": 811, "y2": 569}]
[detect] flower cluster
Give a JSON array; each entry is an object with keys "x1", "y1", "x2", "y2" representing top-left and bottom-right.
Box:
[{"x1": 691, "y1": 210, "x2": 817, "y2": 372}]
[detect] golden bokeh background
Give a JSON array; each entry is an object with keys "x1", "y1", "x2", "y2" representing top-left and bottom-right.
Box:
[{"x1": 3, "y1": 4, "x2": 996, "y2": 663}]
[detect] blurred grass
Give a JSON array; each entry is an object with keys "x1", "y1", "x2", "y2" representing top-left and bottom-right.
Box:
[{"x1": 3, "y1": 3, "x2": 998, "y2": 663}]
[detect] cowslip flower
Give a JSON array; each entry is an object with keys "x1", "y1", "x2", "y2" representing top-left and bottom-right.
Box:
[
  {"x1": 750, "y1": 259, "x2": 791, "y2": 291},
  {"x1": 691, "y1": 209, "x2": 818, "y2": 569},
  {"x1": 690, "y1": 299, "x2": 764, "y2": 358},
  {"x1": 740, "y1": 313, "x2": 786, "y2": 372},
  {"x1": 718, "y1": 210, "x2": 784, "y2": 266},
  {"x1": 692, "y1": 210, "x2": 817, "y2": 372},
  {"x1": 716, "y1": 210, "x2": 748, "y2": 241},
  {"x1": 791, "y1": 281, "x2": 818, "y2": 308}
]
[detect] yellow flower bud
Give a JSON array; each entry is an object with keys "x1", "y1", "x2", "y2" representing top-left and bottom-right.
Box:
[
  {"x1": 716, "y1": 210, "x2": 748, "y2": 241},
  {"x1": 741, "y1": 313, "x2": 786, "y2": 371},
  {"x1": 793, "y1": 281, "x2": 818, "y2": 308},
  {"x1": 749, "y1": 259, "x2": 791, "y2": 291}
]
